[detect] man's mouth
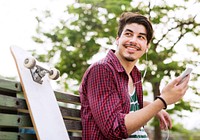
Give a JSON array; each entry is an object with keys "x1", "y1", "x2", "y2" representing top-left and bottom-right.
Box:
[{"x1": 124, "y1": 44, "x2": 141, "y2": 51}]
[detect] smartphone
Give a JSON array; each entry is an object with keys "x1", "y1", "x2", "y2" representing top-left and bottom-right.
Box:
[{"x1": 177, "y1": 68, "x2": 193, "y2": 85}]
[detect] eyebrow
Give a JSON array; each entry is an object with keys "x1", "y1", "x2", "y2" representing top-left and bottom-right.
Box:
[{"x1": 125, "y1": 29, "x2": 147, "y2": 36}]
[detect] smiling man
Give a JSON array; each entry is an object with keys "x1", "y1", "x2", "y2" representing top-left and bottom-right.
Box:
[{"x1": 79, "y1": 12, "x2": 190, "y2": 140}]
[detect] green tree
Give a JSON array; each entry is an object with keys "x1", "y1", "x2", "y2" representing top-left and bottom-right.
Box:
[{"x1": 33, "y1": 0, "x2": 200, "y2": 139}]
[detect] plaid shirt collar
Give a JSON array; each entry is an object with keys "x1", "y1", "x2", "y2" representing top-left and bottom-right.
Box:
[
  {"x1": 106, "y1": 49, "x2": 143, "y2": 109},
  {"x1": 105, "y1": 49, "x2": 141, "y2": 76}
]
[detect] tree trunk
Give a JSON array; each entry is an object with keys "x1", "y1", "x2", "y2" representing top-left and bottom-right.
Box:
[
  {"x1": 153, "y1": 82, "x2": 162, "y2": 140},
  {"x1": 154, "y1": 124, "x2": 162, "y2": 140}
]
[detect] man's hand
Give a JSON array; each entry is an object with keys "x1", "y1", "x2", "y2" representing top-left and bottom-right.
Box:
[
  {"x1": 161, "y1": 75, "x2": 190, "y2": 105},
  {"x1": 156, "y1": 110, "x2": 172, "y2": 130}
]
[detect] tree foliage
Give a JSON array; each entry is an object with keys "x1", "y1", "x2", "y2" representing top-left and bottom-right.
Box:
[{"x1": 33, "y1": 0, "x2": 200, "y2": 139}]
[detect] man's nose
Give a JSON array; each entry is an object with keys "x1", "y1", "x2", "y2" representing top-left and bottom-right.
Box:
[{"x1": 129, "y1": 36, "x2": 138, "y2": 45}]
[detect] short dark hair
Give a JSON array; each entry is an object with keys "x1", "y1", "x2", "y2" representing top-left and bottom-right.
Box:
[{"x1": 117, "y1": 12, "x2": 153, "y2": 44}]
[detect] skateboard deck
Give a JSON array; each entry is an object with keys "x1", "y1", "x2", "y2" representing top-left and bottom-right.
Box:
[{"x1": 10, "y1": 46, "x2": 70, "y2": 140}]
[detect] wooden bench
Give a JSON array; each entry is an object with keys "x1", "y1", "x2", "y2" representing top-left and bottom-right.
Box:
[{"x1": 0, "y1": 78, "x2": 82, "y2": 140}]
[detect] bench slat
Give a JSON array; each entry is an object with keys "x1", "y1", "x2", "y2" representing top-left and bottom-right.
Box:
[
  {"x1": 60, "y1": 107, "x2": 80, "y2": 120},
  {"x1": 65, "y1": 119, "x2": 82, "y2": 131},
  {"x1": 0, "y1": 79, "x2": 22, "y2": 92},
  {"x1": 55, "y1": 91, "x2": 80, "y2": 104},
  {"x1": 0, "y1": 95, "x2": 81, "y2": 120},
  {"x1": 0, "y1": 131, "x2": 37, "y2": 140},
  {"x1": 0, "y1": 131, "x2": 81, "y2": 140},
  {"x1": 0, "y1": 113, "x2": 82, "y2": 133},
  {"x1": 0, "y1": 94, "x2": 27, "y2": 110},
  {"x1": 69, "y1": 136, "x2": 82, "y2": 140},
  {"x1": 0, "y1": 113, "x2": 32, "y2": 127}
]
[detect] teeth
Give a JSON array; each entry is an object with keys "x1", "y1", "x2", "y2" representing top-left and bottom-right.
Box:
[
  {"x1": 124, "y1": 44, "x2": 140, "y2": 50},
  {"x1": 124, "y1": 44, "x2": 132, "y2": 47},
  {"x1": 129, "y1": 48, "x2": 136, "y2": 50}
]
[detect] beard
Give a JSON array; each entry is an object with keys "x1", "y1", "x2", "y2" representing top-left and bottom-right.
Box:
[{"x1": 124, "y1": 56, "x2": 136, "y2": 62}]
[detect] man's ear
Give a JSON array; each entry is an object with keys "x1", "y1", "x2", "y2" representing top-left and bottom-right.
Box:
[
  {"x1": 146, "y1": 44, "x2": 151, "y2": 53},
  {"x1": 115, "y1": 37, "x2": 119, "y2": 46}
]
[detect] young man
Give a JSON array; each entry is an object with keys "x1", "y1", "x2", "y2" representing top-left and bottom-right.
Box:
[{"x1": 79, "y1": 12, "x2": 190, "y2": 140}]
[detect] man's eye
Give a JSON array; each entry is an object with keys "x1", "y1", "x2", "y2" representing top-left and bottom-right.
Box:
[
  {"x1": 138, "y1": 36, "x2": 146, "y2": 40},
  {"x1": 125, "y1": 33, "x2": 132, "y2": 36}
]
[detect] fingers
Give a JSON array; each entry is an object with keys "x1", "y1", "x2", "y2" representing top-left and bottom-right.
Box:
[
  {"x1": 168, "y1": 74, "x2": 190, "y2": 88},
  {"x1": 160, "y1": 119, "x2": 170, "y2": 130},
  {"x1": 160, "y1": 119, "x2": 167, "y2": 130},
  {"x1": 158, "y1": 110, "x2": 172, "y2": 130},
  {"x1": 164, "y1": 114, "x2": 172, "y2": 129},
  {"x1": 176, "y1": 75, "x2": 190, "y2": 87},
  {"x1": 161, "y1": 75, "x2": 190, "y2": 105},
  {"x1": 176, "y1": 75, "x2": 190, "y2": 95},
  {"x1": 159, "y1": 116, "x2": 168, "y2": 130}
]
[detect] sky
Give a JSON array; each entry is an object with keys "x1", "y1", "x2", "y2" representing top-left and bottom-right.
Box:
[
  {"x1": 0, "y1": 0, "x2": 200, "y2": 130},
  {"x1": 0, "y1": 0, "x2": 71, "y2": 78}
]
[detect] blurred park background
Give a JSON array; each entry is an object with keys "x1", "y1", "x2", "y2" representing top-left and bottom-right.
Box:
[{"x1": 1, "y1": 0, "x2": 200, "y2": 139}]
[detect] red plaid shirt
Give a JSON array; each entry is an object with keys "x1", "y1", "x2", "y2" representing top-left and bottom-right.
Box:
[{"x1": 79, "y1": 50, "x2": 143, "y2": 140}]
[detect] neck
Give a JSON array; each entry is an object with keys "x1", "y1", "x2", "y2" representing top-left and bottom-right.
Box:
[{"x1": 115, "y1": 53, "x2": 137, "y2": 74}]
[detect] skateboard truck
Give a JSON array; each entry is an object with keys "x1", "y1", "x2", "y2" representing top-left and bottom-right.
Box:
[{"x1": 24, "y1": 57, "x2": 60, "y2": 84}]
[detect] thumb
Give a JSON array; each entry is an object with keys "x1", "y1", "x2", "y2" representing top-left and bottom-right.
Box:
[{"x1": 169, "y1": 77, "x2": 182, "y2": 86}]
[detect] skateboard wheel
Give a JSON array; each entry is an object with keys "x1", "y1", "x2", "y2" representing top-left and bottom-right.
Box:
[
  {"x1": 24, "y1": 57, "x2": 36, "y2": 69},
  {"x1": 49, "y1": 68, "x2": 60, "y2": 80}
]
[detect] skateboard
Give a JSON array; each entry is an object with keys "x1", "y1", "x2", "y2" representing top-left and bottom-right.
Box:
[{"x1": 10, "y1": 46, "x2": 70, "y2": 140}]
